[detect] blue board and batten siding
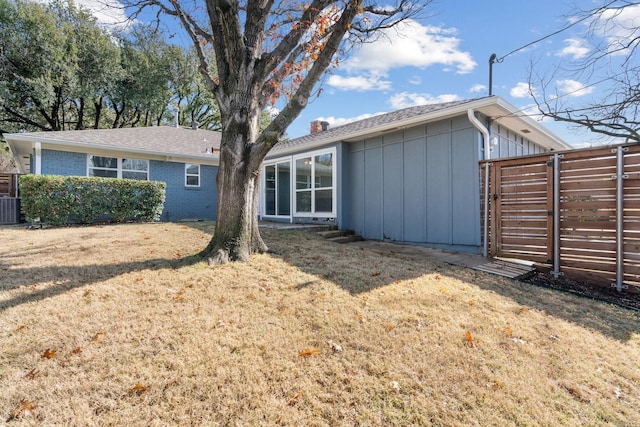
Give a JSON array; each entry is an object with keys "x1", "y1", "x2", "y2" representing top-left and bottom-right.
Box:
[
  {"x1": 38, "y1": 149, "x2": 217, "y2": 221},
  {"x1": 344, "y1": 115, "x2": 547, "y2": 253},
  {"x1": 346, "y1": 117, "x2": 482, "y2": 252}
]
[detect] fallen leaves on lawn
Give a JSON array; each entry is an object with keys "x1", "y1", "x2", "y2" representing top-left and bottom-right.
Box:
[
  {"x1": 11, "y1": 399, "x2": 36, "y2": 420},
  {"x1": 92, "y1": 331, "x2": 105, "y2": 343},
  {"x1": 299, "y1": 348, "x2": 319, "y2": 357},
  {"x1": 24, "y1": 368, "x2": 39, "y2": 380},
  {"x1": 41, "y1": 349, "x2": 56, "y2": 359},
  {"x1": 287, "y1": 391, "x2": 302, "y2": 406},
  {"x1": 465, "y1": 331, "x2": 475, "y2": 347},
  {"x1": 128, "y1": 383, "x2": 148, "y2": 395}
]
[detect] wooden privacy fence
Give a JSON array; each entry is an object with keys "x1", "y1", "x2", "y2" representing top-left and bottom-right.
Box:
[
  {"x1": 0, "y1": 173, "x2": 20, "y2": 224},
  {"x1": 0, "y1": 173, "x2": 18, "y2": 197},
  {"x1": 481, "y1": 144, "x2": 640, "y2": 290}
]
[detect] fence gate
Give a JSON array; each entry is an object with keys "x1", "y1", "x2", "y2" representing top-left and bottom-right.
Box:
[{"x1": 482, "y1": 144, "x2": 640, "y2": 289}]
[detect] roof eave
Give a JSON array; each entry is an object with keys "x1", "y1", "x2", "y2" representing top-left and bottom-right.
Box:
[
  {"x1": 479, "y1": 98, "x2": 572, "y2": 151},
  {"x1": 270, "y1": 97, "x2": 570, "y2": 156},
  {"x1": 4, "y1": 133, "x2": 220, "y2": 165}
]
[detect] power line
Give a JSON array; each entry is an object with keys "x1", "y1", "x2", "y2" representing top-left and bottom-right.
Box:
[
  {"x1": 494, "y1": 64, "x2": 634, "y2": 121},
  {"x1": 495, "y1": 0, "x2": 620, "y2": 62}
]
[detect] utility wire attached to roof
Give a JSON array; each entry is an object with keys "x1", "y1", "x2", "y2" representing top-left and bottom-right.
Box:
[{"x1": 495, "y1": 0, "x2": 619, "y2": 62}]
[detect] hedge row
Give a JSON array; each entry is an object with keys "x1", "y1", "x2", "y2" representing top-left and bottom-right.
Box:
[{"x1": 19, "y1": 175, "x2": 166, "y2": 225}]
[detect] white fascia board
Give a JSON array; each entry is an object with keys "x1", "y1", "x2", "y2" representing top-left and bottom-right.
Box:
[
  {"x1": 271, "y1": 97, "x2": 570, "y2": 156},
  {"x1": 477, "y1": 97, "x2": 572, "y2": 151},
  {"x1": 5, "y1": 133, "x2": 220, "y2": 166}
]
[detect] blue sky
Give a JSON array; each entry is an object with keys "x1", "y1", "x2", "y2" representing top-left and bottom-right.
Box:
[
  {"x1": 77, "y1": 0, "x2": 636, "y2": 147},
  {"x1": 280, "y1": 0, "x2": 632, "y2": 147}
]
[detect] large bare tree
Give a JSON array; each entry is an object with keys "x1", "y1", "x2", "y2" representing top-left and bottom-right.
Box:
[
  {"x1": 122, "y1": 0, "x2": 425, "y2": 264},
  {"x1": 530, "y1": 1, "x2": 640, "y2": 142}
]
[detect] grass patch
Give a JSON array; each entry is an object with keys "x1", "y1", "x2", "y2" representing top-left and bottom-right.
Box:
[{"x1": 1, "y1": 222, "x2": 639, "y2": 425}]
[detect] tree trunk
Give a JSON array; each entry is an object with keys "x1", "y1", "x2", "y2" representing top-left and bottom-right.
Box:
[
  {"x1": 201, "y1": 140, "x2": 267, "y2": 265},
  {"x1": 93, "y1": 96, "x2": 103, "y2": 129},
  {"x1": 75, "y1": 98, "x2": 85, "y2": 130}
]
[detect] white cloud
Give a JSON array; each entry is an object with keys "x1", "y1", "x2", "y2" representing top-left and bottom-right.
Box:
[
  {"x1": 326, "y1": 74, "x2": 392, "y2": 91},
  {"x1": 266, "y1": 106, "x2": 280, "y2": 119},
  {"x1": 469, "y1": 84, "x2": 486, "y2": 94},
  {"x1": 557, "y1": 38, "x2": 590, "y2": 59},
  {"x1": 36, "y1": 0, "x2": 132, "y2": 31},
  {"x1": 518, "y1": 103, "x2": 547, "y2": 122},
  {"x1": 315, "y1": 112, "x2": 386, "y2": 128},
  {"x1": 510, "y1": 82, "x2": 532, "y2": 98},
  {"x1": 555, "y1": 79, "x2": 594, "y2": 97},
  {"x1": 344, "y1": 19, "x2": 476, "y2": 74},
  {"x1": 77, "y1": 0, "x2": 130, "y2": 28},
  {"x1": 388, "y1": 92, "x2": 461, "y2": 109},
  {"x1": 594, "y1": 4, "x2": 640, "y2": 55}
]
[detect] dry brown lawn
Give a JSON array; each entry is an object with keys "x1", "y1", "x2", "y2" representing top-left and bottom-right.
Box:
[{"x1": 1, "y1": 222, "x2": 639, "y2": 426}]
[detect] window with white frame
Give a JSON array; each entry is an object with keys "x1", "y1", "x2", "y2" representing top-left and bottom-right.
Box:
[
  {"x1": 294, "y1": 150, "x2": 334, "y2": 215},
  {"x1": 185, "y1": 164, "x2": 200, "y2": 187},
  {"x1": 87, "y1": 156, "x2": 149, "y2": 180}
]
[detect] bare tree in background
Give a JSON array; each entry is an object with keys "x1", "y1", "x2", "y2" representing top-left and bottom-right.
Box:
[
  {"x1": 119, "y1": 0, "x2": 427, "y2": 264},
  {"x1": 530, "y1": 1, "x2": 640, "y2": 142}
]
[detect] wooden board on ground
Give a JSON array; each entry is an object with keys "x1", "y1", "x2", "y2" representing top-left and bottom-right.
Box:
[{"x1": 473, "y1": 258, "x2": 536, "y2": 279}]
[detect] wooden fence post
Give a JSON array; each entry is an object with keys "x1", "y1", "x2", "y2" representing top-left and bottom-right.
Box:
[{"x1": 614, "y1": 146, "x2": 628, "y2": 291}]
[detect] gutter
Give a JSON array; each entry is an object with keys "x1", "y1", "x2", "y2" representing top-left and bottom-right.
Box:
[
  {"x1": 5, "y1": 134, "x2": 220, "y2": 166},
  {"x1": 467, "y1": 108, "x2": 491, "y2": 258}
]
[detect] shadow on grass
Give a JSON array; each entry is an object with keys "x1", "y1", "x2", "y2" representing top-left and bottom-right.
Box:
[
  {"x1": 265, "y1": 229, "x2": 640, "y2": 342},
  {"x1": 3, "y1": 223, "x2": 638, "y2": 342},
  {"x1": 0, "y1": 254, "x2": 202, "y2": 313}
]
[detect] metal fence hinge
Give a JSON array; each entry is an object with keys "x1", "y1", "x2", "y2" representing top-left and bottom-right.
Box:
[
  {"x1": 611, "y1": 283, "x2": 629, "y2": 290},
  {"x1": 546, "y1": 161, "x2": 554, "y2": 166},
  {"x1": 611, "y1": 174, "x2": 629, "y2": 180},
  {"x1": 611, "y1": 147, "x2": 630, "y2": 153}
]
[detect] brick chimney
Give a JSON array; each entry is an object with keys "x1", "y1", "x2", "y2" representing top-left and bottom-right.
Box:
[{"x1": 310, "y1": 120, "x2": 323, "y2": 134}]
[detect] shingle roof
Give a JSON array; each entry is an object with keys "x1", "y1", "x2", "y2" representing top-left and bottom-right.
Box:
[
  {"x1": 6, "y1": 126, "x2": 221, "y2": 158},
  {"x1": 272, "y1": 98, "x2": 479, "y2": 153}
]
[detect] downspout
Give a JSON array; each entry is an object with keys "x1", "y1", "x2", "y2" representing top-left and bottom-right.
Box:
[{"x1": 467, "y1": 109, "x2": 491, "y2": 258}]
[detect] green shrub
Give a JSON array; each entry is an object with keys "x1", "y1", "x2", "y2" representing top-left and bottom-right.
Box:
[{"x1": 19, "y1": 175, "x2": 166, "y2": 225}]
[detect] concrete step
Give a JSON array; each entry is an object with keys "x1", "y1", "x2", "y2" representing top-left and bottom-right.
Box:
[
  {"x1": 317, "y1": 229, "x2": 363, "y2": 244},
  {"x1": 317, "y1": 229, "x2": 354, "y2": 239},
  {"x1": 329, "y1": 235, "x2": 364, "y2": 244}
]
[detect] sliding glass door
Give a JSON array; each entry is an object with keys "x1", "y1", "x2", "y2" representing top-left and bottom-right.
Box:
[{"x1": 264, "y1": 161, "x2": 291, "y2": 217}]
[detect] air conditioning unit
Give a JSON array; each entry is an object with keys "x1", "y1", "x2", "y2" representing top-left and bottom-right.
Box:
[{"x1": 0, "y1": 197, "x2": 20, "y2": 224}]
